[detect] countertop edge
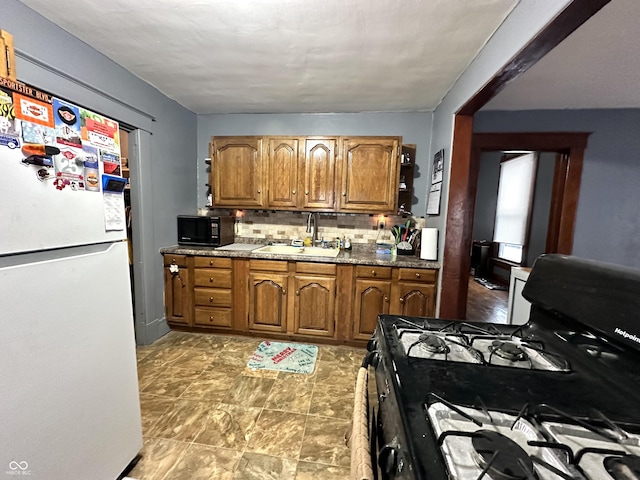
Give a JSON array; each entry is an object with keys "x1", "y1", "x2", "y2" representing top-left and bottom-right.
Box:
[{"x1": 160, "y1": 245, "x2": 440, "y2": 269}]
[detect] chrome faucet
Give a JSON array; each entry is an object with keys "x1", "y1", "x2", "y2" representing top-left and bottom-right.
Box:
[{"x1": 306, "y1": 212, "x2": 319, "y2": 246}]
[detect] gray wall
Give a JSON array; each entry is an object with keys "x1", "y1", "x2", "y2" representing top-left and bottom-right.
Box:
[
  {"x1": 196, "y1": 113, "x2": 433, "y2": 215},
  {"x1": 475, "y1": 109, "x2": 640, "y2": 269},
  {"x1": 4, "y1": 0, "x2": 198, "y2": 344},
  {"x1": 472, "y1": 151, "x2": 502, "y2": 242}
]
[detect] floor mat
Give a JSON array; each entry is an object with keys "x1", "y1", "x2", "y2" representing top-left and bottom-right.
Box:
[
  {"x1": 247, "y1": 341, "x2": 318, "y2": 374},
  {"x1": 474, "y1": 277, "x2": 508, "y2": 291}
]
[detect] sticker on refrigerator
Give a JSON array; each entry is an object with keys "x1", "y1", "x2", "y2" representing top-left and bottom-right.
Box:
[
  {"x1": 21, "y1": 120, "x2": 55, "y2": 145},
  {"x1": 100, "y1": 149, "x2": 121, "y2": 176},
  {"x1": 53, "y1": 146, "x2": 85, "y2": 191},
  {"x1": 53, "y1": 98, "x2": 82, "y2": 148},
  {"x1": 83, "y1": 145, "x2": 100, "y2": 192},
  {"x1": 13, "y1": 93, "x2": 54, "y2": 128},
  {"x1": 81, "y1": 109, "x2": 119, "y2": 152}
]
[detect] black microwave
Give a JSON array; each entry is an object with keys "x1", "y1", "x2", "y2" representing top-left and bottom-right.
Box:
[{"x1": 177, "y1": 215, "x2": 235, "y2": 247}]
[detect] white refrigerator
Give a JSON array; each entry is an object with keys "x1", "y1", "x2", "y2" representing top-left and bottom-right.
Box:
[{"x1": 0, "y1": 82, "x2": 142, "y2": 479}]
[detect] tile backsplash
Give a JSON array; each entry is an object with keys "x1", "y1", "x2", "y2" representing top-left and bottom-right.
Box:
[{"x1": 228, "y1": 211, "x2": 425, "y2": 244}]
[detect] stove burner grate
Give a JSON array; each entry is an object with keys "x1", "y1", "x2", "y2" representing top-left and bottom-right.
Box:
[
  {"x1": 418, "y1": 333, "x2": 450, "y2": 354},
  {"x1": 603, "y1": 455, "x2": 640, "y2": 480},
  {"x1": 490, "y1": 340, "x2": 528, "y2": 362},
  {"x1": 472, "y1": 430, "x2": 536, "y2": 480}
]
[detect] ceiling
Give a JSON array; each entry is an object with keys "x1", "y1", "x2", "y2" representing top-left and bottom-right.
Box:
[
  {"x1": 484, "y1": 0, "x2": 640, "y2": 110},
  {"x1": 18, "y1": 0, "x2": 638, "y2": 114},
  {"x1": 18, "y1": 0, "x2": 518, "y2": 114}
]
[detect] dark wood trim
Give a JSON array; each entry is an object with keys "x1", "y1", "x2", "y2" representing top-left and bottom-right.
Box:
[
  {"x1": 546, "y1": 154, "x2": 567, "y2": 253},
  {"x1": 440, "y1": 115, "x2": 474, "y2": 319},
  {"x1": 459, "y1": 0, "x2": 612, "y2": 115},
  {"x1": 441, "y1": 132, "x2": 590, "y2": 319}
]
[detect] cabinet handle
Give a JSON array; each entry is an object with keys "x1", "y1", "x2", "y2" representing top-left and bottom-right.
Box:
[
  {"x1": 292, "y1": 190, "x2": 296, "y2": 195},
  {"x1": 296, "y1": 290, "x2": 300, "y2": 296},
  {"x1": 372, "y1": 270, "x2": 377, "y2": 277},
  {"x1": 209, "y1": 297, "x2": 214, "y2": 302},
  {"x1": 399, "y1": 297, "x2": 404, "y2": 303}
]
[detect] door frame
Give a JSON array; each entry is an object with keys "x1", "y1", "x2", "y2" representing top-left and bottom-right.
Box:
[{"x1": 439, "y1": 0, "x2": 610, "y2": 319}]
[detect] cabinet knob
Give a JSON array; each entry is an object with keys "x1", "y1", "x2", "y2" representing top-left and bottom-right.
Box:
[
  {"x1": 209, "y1": 260, "x2": 214, "y2": 266},
  {"x1": 172, "y1": 258, "x2": 176, "y2": 263},
  {"x1": 292, "y1": 190, "x2": 296, "y2": 195},
  {"x1": 415, "y1": 273, "x2": 420, "y2": 278},
  {"x1": 209, "y1": 277, "x2": 214, "y2": 282},
  {"x1": 305, "y1": 191, "x2": 309, "y2": 195},
  {"x1": 372, "y1": 270, "x2": 377, "y2": 277},
  {"x1": 209, "y1": 297, "x2": 214, "y2": 302},
  {"x1": 399, "y1": 297, "x2": 405, "y2": 303},
  {"x1": 342, "y1": 192, "x2": 346, "y2": 196},
  {"x1": 257, "y1": 189, "x2": 261, "y2": 194},
  {"x1": 384, "y1": 296, "x2": 389, "y2": 302},
  {"x1": 296, "y1": 290, "x2": 300, "y2": 296},
  {"x1": 209, "y1": 316, "x2": 214, "y2": 321},
  {"x1": 282, "y1": 289, "x2": 287, "y2": 295}
]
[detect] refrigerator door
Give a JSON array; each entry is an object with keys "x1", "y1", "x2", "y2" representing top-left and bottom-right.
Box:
[
  {"x1": 0, "y1": 241, "x2": 142, "y2": 480},
  {"x1": 0, "y1": 140, "x2": 126, "y2": 255}
]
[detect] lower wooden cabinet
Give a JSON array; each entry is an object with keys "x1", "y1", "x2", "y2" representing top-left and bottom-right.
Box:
[
  {"x1": 163, "y1": 255, "x2": 191, "y2": 325},
  {"x1": 162, "y1": 253, "x2": 438, "y2": 345}
]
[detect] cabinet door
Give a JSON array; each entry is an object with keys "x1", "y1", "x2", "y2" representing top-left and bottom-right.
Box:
[
  {"x1": 211, "y1": 136, "x2": 265, "y2": 207},
  {"x1": 302, "y1": 138, "x2": 337, "y2": 210},
  {"x1": 293, "y1": 275, "x2": 336, "y2": 337},
  {"x1": 353, "y1": 279, "x2": 391, "y2": 340},
  {"x1": 339, "y1": 137, "x2": 400, "y2": 213},
  {"x1": 163, "y1": 265, "x2": 191, "y2": 325},
  {"x1": 249, "y1": 272, "x2": 288, "y2": 333},
  {"x1": 393, "y1": 283, "x2": 436, "y2": 317},
  {"x1": 267, "y1": 137, "x2": 301, "y2": 209}
]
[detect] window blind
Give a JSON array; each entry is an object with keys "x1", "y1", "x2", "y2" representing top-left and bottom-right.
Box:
[{"x1": 493, "y1": 153, "x2": 537, "y2": 246}]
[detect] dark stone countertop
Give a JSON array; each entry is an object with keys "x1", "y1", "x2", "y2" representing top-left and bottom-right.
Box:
[{"x1": 160, "y1": 244, "x2": 440, "y2": 269}]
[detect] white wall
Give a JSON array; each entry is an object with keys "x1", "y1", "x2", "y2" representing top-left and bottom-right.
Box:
[
  {"x1": 3, "y1": 0, "x2": 198, "y2": 344},
  {"x1": 196, "y1": 112, "x2": 433, "y2": 215},
  {"x1": 427, "y1": 1, "x2": 571, "y2": 314}
]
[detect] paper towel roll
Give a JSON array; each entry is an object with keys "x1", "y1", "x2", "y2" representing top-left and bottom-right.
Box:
[{"x1": 420, "y1": 228, "x2": 438, "y2": 260}]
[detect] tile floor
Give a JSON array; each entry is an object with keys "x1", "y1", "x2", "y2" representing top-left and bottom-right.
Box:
[{"x1": 130, "y1": 331, "x2": 366, "y2": 480}]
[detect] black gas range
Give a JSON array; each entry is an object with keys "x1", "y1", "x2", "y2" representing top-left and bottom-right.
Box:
[{"x1": 366, "y1": 254, "x2": 640, "y2": 480}]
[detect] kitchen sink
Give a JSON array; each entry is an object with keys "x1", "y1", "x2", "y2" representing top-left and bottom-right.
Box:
[{"x1": 253, "y1": 245, "x2": 340, "y2": 258}]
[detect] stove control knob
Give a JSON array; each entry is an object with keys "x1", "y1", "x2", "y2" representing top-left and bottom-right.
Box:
[
  {"x1": 370, "y1": 352, "x2": 380, "y2": 368},
  {"x1": 366, "y1": 338, "x2": 377, "y2": 352},
  {"x1": 379, "y1": 442, "x2": 402, "y2": 474}
]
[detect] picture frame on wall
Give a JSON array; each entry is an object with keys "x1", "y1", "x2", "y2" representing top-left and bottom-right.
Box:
[{"x1": 427, "y1": 149, "x2": 444, "y2": 215}]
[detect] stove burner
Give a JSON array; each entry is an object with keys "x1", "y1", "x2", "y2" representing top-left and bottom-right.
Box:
[
  {"x1": 604, "y1": 455, "x2": 640, "y2": 480},
  {"x1": 471, "y1": 430, "x2": 535, "y2": 480},
  {"x1": 490, "y1": 340, "x2": 527, "y2": 362},
  {"x1": 418, "y1": 333, "x2": 450, "y2": 354}
]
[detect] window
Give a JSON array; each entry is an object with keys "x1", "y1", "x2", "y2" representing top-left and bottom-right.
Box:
[{"x1": 493, "y1": 153, "x2": 537, "y2": 264}]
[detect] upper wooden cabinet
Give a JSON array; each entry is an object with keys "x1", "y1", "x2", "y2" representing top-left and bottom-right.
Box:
[
  {"x1": 211, "y1": 136, "x2": 265, "y2": 207},
  {"x1": 267, "y1": 137, "x2": 301, "y2": 209},
  {"x1": 209, "y1": 135, "x2": 400, "y2": 213},
  {"x1": 338, "y1": 137, "x2": 401, "y2": 213},
  {"x1": 301, "y1": 138, "x2": 338, "y2": 210}
]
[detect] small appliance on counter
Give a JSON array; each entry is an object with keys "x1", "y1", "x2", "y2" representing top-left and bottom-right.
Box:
[{"x1": 177, "y1": 215, "x2": 234, "y2": 246}]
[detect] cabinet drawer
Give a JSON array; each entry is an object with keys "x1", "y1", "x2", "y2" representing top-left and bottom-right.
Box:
[
  {"x1": 398, "y1": 268, "x2": 437, "y2": 283},
  {"x1": 296, "y1": 262, "x2": 336, "y2": 275},
  {"x1": 194, "y1": 288, "x2": 232, "y2": 307},
  {"x1": 355, "y1": 266, "x2": 392, "y2": 279},
  {"x1": 194, "y1": 256, "x2": 232, "y2": 269},
  {"x1": 194, "y1": 307, "x2": 232, "y2": 328},
  {"x1": 249, "y1": 259, "x2": 288, "y2": 272},
  {"x1": 194, "y1": 269, "x2": 232, "y2": 288},
  {"x1": 163, "y1": 254, "x2": 187, "y2": 267}
]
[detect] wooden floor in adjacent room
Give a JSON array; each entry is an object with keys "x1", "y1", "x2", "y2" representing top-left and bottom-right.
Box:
[{"x1": 466, "y1": 276, "x2": 509, "y2": 324}]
